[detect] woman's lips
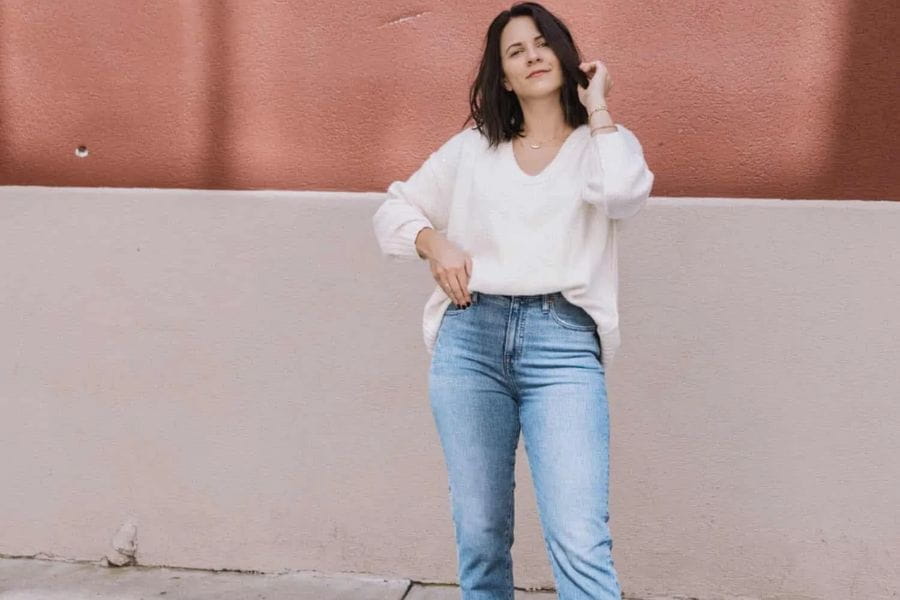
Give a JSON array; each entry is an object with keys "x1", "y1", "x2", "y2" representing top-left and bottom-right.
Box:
[{"x1": 527, "y1": 69, "x2": 550, "y2": 78}]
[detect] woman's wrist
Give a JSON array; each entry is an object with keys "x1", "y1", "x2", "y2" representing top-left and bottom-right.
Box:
[
  {"x1": 415, "y1": 226, "x2": 435, "y2": 260},
  {"x1": 587, "y1": 100, "x2": 615, "y2": 133}
]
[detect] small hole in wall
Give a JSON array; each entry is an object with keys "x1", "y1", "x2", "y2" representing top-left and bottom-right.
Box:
[{"x1": 75, "y1": 146, "x2": 89, "y2": 158}]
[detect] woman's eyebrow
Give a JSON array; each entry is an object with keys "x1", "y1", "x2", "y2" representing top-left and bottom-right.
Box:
[{"x1": 505, "y1": 34, "x2": 545, "y2": 54}]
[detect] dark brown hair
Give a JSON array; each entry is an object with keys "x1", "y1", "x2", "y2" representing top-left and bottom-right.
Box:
[{"x1": 462, "y1": 2, "x2": 591, "y2": 148}]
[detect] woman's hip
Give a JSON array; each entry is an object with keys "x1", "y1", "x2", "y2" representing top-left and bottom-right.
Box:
[{"x1": 430, "y1": 291, "x2": 603, "y2": 380}]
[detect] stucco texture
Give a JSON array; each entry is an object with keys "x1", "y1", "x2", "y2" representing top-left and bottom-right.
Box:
[
  {"x1": 1, "y1": 187, "x2": 899, "y2": 599},
  {"x1": 0, "y1": 0, "x2": 898, "y2": 199}
]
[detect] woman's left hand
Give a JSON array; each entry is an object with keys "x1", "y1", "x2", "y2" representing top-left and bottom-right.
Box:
[{"x1": 577, "y1": 60, "x2": 612, "y2": 109}]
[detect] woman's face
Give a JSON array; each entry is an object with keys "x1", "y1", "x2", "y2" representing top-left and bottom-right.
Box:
[{"x1": 499, "y1": 16, "x2": 564, "y2": 101}]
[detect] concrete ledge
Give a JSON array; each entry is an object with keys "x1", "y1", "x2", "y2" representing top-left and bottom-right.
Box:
[{"x1": 1, "y1": 186, "x2": 898, "y2": 599}]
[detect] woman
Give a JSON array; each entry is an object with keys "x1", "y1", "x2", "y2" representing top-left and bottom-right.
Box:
[{"x1": 373, "y1": 2, "x2": 654, "y2": 598}]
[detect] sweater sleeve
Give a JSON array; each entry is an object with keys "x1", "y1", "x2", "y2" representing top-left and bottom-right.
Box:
[
  {"x1": 372, "y1": 130, "x2": 467, "y2": 262},
  {"x1": 580, "y1": 124, "x2": 655, "y2": 220}
]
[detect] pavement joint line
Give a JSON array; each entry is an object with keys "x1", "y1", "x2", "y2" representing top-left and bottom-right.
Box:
[{"x1": 1, "y1": 554, "x2": 409, "y2": 581}]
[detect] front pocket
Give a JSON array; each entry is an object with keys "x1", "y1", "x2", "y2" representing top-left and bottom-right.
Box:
[
  {"x1": 443, "y1": 302, "x2": 468, "y2": 317},
  {"x1": 549, "y1": 298, "x2": 596, "y2": 331}
]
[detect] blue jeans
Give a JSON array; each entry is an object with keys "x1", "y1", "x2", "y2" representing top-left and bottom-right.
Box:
[{"x1": 428, "y1": 291, "x2": 621, "y2": 600}]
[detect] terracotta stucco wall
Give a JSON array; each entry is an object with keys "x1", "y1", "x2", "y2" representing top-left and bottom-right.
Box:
[{"x1": 0, "y1": 0, "x2": 897, "y2": 199}]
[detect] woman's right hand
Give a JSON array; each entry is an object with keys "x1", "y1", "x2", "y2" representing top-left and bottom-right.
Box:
[{"x1": 417, "y1": 229, "x2": 473, "y2": 307}]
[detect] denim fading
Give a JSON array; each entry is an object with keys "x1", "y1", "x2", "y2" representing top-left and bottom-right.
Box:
[{"x1": 428, "y1": 290, "x2": 621, "y2": 600}]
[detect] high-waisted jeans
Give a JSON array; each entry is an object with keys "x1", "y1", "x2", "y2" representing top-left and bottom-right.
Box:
[{"x1": 428, "y1": 291, "x2": 621, "y2": 600}]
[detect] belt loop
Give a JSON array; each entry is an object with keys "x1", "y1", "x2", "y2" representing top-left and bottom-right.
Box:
[
  {"x1": 472, "y1": 291, "x2": 479, "y2": 303},
  {"x1": 542, "y1": 294, "x2": 550, "y2": 311}
]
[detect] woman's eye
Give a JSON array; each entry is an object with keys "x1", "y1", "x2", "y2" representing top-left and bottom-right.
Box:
[{"x1": 510, "y1": 41, "x2": 545, "y2": 56}]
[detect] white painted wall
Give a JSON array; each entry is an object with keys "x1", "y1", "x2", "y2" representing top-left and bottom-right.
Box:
[{"x1": 1, "y1": 187, "x2": 898, "y2": 600}]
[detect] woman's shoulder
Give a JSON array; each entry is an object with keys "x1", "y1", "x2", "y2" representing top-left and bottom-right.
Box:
[
  {"x1": 431, "y1": 126, "x2": 489, "y2": 163},
  {"x1": 445, "y1": 125, "x2": 487, "y2": 148}
]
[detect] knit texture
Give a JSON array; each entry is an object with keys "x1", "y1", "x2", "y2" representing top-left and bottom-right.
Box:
[{"x1": 372, "y1": 123, "x2": 654, "y2": 368}]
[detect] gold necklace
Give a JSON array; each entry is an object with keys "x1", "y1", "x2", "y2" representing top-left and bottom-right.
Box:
[{"x1": 518, "y1": 128, "x2": 568, "y2": 149}]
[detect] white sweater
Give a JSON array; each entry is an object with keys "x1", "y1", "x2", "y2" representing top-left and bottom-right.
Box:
[{"x1": 372, "y1": 123, "x2": 654, "y2": 368}]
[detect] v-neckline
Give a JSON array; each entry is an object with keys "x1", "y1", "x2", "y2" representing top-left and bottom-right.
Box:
[{"x1": 506, "y1": 124, "x2": 585, "y2": 183}]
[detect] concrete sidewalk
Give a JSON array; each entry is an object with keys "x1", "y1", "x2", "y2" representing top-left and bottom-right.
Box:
[{"x1": 0, "y1": 557, "x2": 557, "y2": 599}]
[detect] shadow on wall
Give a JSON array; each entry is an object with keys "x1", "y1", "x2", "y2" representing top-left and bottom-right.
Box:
[
  {"x1": 204, "y1": 2, "x2": 232, "y2": 189},
  {"x1": 0, "y1": 3, "x2": 5, "y2": 175},
  {"x1": 825, "y1": 1, "x2": 900, "y2": 200}
]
